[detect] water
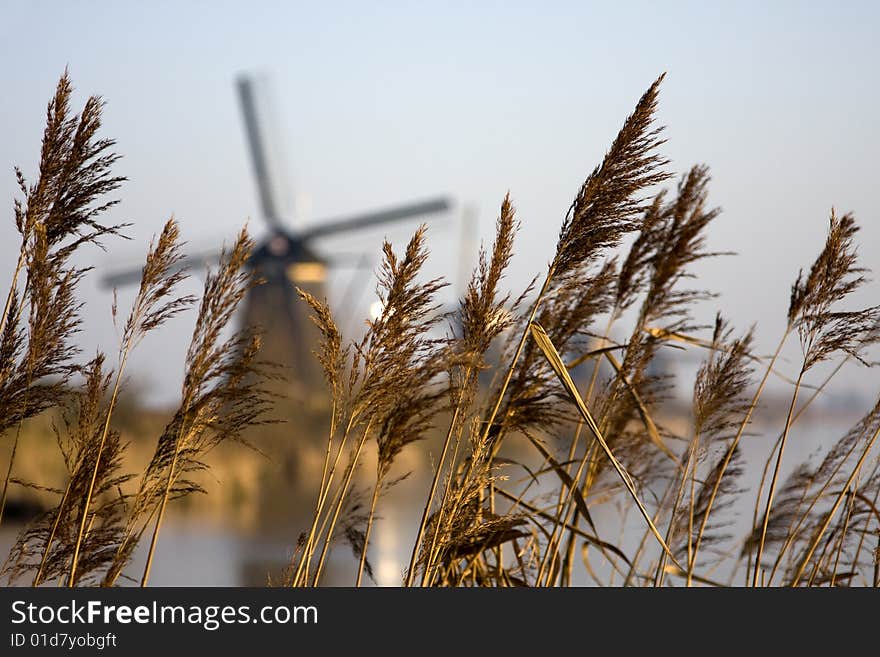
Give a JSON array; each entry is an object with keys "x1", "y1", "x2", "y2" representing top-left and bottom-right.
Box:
[
  {"x1": 0, "y1": 480, "x2": 424, "y2": 587},
  {"x1": 0, "y1": 416, "x2": 859, "y2": 587}
]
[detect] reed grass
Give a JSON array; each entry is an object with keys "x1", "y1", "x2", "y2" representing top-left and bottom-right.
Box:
[
  {"x1": 2, "y1": 74, "x2": 272, "y2": 587},
  {"x1": 3, "y1": 72, "x2": 879, "y2": 588}
]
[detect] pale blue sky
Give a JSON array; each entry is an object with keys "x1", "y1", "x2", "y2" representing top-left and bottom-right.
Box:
[{"x1": 1, "y1": 1, "x2": 878, "y2": 403}]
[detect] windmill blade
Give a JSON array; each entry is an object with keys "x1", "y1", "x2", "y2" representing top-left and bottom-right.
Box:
[
  {"x1": 100, "y1": 248, "x2": 222, "y2": 289},
  {"x1": 300, "y1": 197, "x2": 452, "y2": 241},
  {"x1": 236, "y1": 74, "x2": 292, "y2": 231}
]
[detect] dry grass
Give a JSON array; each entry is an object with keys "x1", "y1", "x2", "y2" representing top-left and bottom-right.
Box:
[
  {"x1": 2, "y1": 72, "x2": 879, "y2": 587},
  {"x1": 1, "y1": 74, "x2": 274, "y2": 587}
]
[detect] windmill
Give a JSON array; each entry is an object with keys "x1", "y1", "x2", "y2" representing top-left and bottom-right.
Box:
[{"x1": 104, "y1": 74, "x2": 452, "y2": 398}]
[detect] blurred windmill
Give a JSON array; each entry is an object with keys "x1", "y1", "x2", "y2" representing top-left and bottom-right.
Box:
[{"x1": 103, "y1": 74, "x2": 452, "y2": 397}]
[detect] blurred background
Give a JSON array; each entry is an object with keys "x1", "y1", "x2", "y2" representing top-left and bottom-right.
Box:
[{"x1": 1, "y1": 1, "x2": 878, "y2": 585}]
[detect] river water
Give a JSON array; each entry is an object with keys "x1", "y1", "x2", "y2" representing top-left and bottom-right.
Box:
[{"x1": 0, "y1": 416, "x2": 861, "y2": 587}]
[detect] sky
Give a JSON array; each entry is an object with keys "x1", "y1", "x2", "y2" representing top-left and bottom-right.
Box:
[{"x1": 1, "y1": 1, "x2": 878, "y2": 405}]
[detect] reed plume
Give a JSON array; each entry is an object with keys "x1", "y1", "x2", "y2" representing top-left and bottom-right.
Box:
[
  {"x1": 452, "y1": 79, "x2": 672, "y2": 585},
  {"x1": 2, "y1": 355, "x2": 131, "y2": 585},
  {"x1": 753, "y1": 210, "x2": 879, "y2": 584},
  {"x1": 598, "y1": 165, "x2": 721, "y2": 469},
  {"x1": 552, "y1": 75, "x2": 669, "y2": 277},
  {"x1": 667, "y1": 318, "x2": 754, "y2": 583},
  {"x1": 744, "y1": 398, "x2": 880, "y2": 583},
  {"x1": 537, "y1": 164, "x2": 724, "y2": 587},
  {"x1": 348, "y1": 227, "x2": 449, "y2": 584},
  {"x1": 418, "y1": 416, "x2": 530, "y2": 587},
  {"x1": 67, "y1": 218, "x2": 193, "y2": 586},
  {"x1": 291, "y1": 226, "x2": 449, "y2": 586},
  {"x1": 102, "y1": 228, "x2": 273, "y2": 586},
  {"x1": 1, "y1": 72, "x2": 126, "y2": 528},
  {"x1": 782, "y1": 400, "x2": 880, "y2": 585},
  {"x1": 407, "y1": 196, "x2": 520, "y2": 586},
  {"x1": 478, "y1": 73, "x2": 670, "y2": 463}
]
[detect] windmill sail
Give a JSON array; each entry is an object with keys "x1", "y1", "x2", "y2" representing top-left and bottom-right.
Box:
[
  {"x1": 236, "y1": 74, "x2": 292, "y2": 229},
  {"x1": 300, "y1": 197, "x2": 450, "y2": 241}
]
